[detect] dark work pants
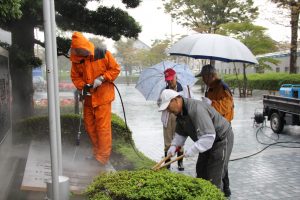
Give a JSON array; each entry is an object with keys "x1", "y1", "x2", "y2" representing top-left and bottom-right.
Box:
[
  {"x1": 196, "y1": 128, "x2": 233, "y2": 190},
  {"x1": 223, "y1": 128, "x2": 234, "y2": 190}
]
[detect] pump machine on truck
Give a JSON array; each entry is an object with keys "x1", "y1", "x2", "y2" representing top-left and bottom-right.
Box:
[{"x1": 263, "y1": 84, "x2": 300, "y2": 133}]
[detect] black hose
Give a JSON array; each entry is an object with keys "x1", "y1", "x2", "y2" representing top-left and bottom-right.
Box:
[
  {"x1": 112, "y1": 83, "x2": 144, "y2": 159},
  {"x1": 112, "y1": 83, "x2": 128, "y2": 129},
  {"x1": 230, "y1": 123, "x2": 300, "y2": 162}
]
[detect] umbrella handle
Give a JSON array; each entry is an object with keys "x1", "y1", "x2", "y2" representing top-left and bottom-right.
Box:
[{"x1": 187, "y1": 85, "x2": 191, "y2": 98}]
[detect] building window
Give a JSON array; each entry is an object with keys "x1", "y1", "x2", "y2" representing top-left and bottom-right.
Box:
[
  {"x1": 229, "y1": 69, "x2": 231, "y2": 74},
  {"x1": 224, "y1": 69, "x2": 227, "y2": 74},
  {"x1": 285, "y1": 67, "x2": 288, "y2": 72},
  {"x1": 276, "y1": 67, "x2": 280, "y2": 72}
]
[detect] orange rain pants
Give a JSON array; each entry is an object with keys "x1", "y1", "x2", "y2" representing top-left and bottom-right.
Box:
[{"x1": 84, "y1": 96, "x2": 112, "y2": 164}]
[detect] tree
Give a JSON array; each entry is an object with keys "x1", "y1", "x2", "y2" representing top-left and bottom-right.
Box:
[
  {"x1": 0, "y1": 0, "x2": 22, "y2": 23},
  {"x1": 270, "y1": 0, "x2": 300, "y2": 74},
  {"x1": 0, "y1": 0, "x2": 141, "y2": 119},
  {"x1": 89, "y1": 37, "x2": 106, "y2": 49},
  {"x1": 218, "y1": 22, "x2": 278, "y2": 55},
  {"x1": 217, "y1": 22, "x2": 279, "y2": 96},
  {"x1": 115, "y1": 38, "x2": 171, "y2": 77},
  {"x1": 115, "y1": 39, "x2": 141, "y2": 75},
  {"x1": 163, "y1": 0, "x2": 258, "y2": 33},
  {"x1": 144, "y1": 39, "x2": 171, "y2": 66}
]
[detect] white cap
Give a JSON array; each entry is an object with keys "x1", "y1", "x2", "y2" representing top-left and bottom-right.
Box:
[{"x1": 158, "y1": 89, "x2": 180, "y2": 111}]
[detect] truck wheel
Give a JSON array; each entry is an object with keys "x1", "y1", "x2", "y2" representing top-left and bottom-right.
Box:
[{"x1": 270, "y1": 113, "x2": 284, "y2": 133}]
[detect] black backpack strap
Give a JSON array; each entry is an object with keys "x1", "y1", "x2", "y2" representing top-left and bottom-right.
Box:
[
  {"x1": 220, "y1": 80, "x2": 233, "y2": 96},
  {"x1": 94, "y1": 47, "x2": 107, "y2": 61}
]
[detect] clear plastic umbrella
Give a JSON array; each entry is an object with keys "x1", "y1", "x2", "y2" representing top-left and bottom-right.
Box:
[
  {"x1": 169, "y1": 33, "x2": 258, "y2": 65},
  {"x1": 135, "y1": 60, "x2": 197, "y2": 101}
]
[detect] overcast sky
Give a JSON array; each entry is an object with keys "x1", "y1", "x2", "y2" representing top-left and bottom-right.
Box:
[
  {"x1": 87, "y1": 0, "x2": 290, "y2": 49},
  {"x1": 24, "y1": 0, "x2": 291, "y2": 52}
]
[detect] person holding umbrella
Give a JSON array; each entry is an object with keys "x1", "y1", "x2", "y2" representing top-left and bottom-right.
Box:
[
  {"x1": 159, "y1": 89, "x2": 233, "y2": 192},
  {"x1": 159, "y1": 68, "x2": 193, "y2": 171},
  {"x1": 197, "y1": 64, "x2": 234, "y2": 197},
  {"x1": 70, "y1": 32, "x2": 120, "y2": 166}
]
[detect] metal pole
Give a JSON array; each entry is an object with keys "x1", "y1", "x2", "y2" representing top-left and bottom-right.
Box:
[
  {"x1": 49, "y1": 0, "x2": 63, "y2": 175},
  {"x1": 43, "y1": 0, "x2": 59, "y2": 199}
]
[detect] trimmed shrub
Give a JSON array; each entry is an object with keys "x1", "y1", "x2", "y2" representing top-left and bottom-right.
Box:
[
  {"x1": 16, "y1": 113, "x2": 128, "y2": 139},
  {"x1": 15, "y1": 114, "x2": 81, "y2": 141},
  {"x1": 86, "y1": 169, "x2": 225, "y2": 200},
  {"x1": 223, "y1": 73, "x2": 300, "y2": 91}
]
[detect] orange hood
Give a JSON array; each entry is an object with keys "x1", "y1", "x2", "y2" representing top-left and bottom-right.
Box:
[{"x1": 70, "y1": 32, "x2": 94, "y2": 62}]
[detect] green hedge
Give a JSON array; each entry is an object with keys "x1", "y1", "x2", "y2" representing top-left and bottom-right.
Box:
[
  {"x1": 223, "y1": 73, "x2": 300, "y2": 91},
  {"x1": 15, "y1": 113, "x2": 80, "y2": 141},
  {"x1": 86, "y1": 169, "x2": 225, "y2": 200}
]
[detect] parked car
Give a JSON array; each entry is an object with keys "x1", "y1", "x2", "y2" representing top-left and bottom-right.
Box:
[{"x1": 33, "y1": 76, "x2": 46, "y2": 91}]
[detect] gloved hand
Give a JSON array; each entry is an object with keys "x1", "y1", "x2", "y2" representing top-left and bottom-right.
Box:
[
  {"x1": 184, "y1": 144, "x2": 199, "y2": 158},
  {"x1": 202, "y1": 97, "x2": 212, "y2": 105},
  {"x1": 93, "y1": 76, "x2": 104, "y2": 89},
  {"x1": 167, "y1": 145, "x2": 177, "y2": 157},
  {"x1": 82, "y1": 84, "x2": 93, "y2": 97}
]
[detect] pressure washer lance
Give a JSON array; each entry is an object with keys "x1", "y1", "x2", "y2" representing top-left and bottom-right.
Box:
[{"x1": 76, "y1": 84, "x2": 93, "y2": 146}]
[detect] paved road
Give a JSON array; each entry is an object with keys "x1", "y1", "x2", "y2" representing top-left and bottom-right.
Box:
[{"x1": 112, "y1": 84, "x2": 300, "y2": 200}]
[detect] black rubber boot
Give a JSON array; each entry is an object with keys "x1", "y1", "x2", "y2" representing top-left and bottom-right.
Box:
[
  {"x1": 223, "y1": 171, "x2": 231, "y2": 197},
  {"x1": 164, "y1": 151, "x2": 171, "y2": 169},
  {"x1": 177, "y1": 151, "x2": 184, "y2": 171}
]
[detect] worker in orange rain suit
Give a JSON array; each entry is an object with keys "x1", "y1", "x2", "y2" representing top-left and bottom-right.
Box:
[
  {"x1": 196, "y1": 64, "x2": 234, "y2": 197},
  {"x1": 70, "y1": 32, "x2": 120, "y2": 165}
]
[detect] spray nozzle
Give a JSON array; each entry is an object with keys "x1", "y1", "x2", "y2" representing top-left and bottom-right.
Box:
[{"x1": 82, "y1": 84, "x2": 93, "y2": 97}]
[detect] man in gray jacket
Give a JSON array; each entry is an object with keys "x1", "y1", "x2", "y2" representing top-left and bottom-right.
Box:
[{"x1": 158, "y1": 89, "x2": 234, "y2": 190}]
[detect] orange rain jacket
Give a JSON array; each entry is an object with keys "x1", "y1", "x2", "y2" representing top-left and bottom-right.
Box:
[
  {"x1": 70, "y1": 32, "x2": 120, "y2": 107},
  {"x1": 70, "y1": 32, "x2": 120, "y2": 164},
  {"x1": 205, "y1": 79, "x2": 234, "y2": 122}
]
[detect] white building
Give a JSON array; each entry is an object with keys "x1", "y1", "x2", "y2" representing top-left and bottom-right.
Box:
[
  {"x1": 132, "y1": 39, "x2": 150, "y2": 50},
  {"x1": 213, "y1": 50, "x2": 300, "y2": 75},
  {"x1": 257, "y1": 50, "x2": 300, "y2": 73}
]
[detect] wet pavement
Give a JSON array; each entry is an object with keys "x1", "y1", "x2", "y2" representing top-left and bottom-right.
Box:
[
  {"x1": 112, "y1": 84, "x2": 300, "y2": 200},
  {"x1": 2, "y1": 84, "x2": 299, "y2": 199}
]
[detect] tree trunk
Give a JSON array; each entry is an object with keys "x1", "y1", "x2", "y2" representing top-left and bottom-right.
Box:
[
  {"x1": 10, "y1": 19, "x2": 35, "y2": 120},
  {"x1": 242, "y1": 64, "x2": 247, "y2": 98},
  {"x1": 289, "y1": 5, "x2": 299, "y2": 74}
]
